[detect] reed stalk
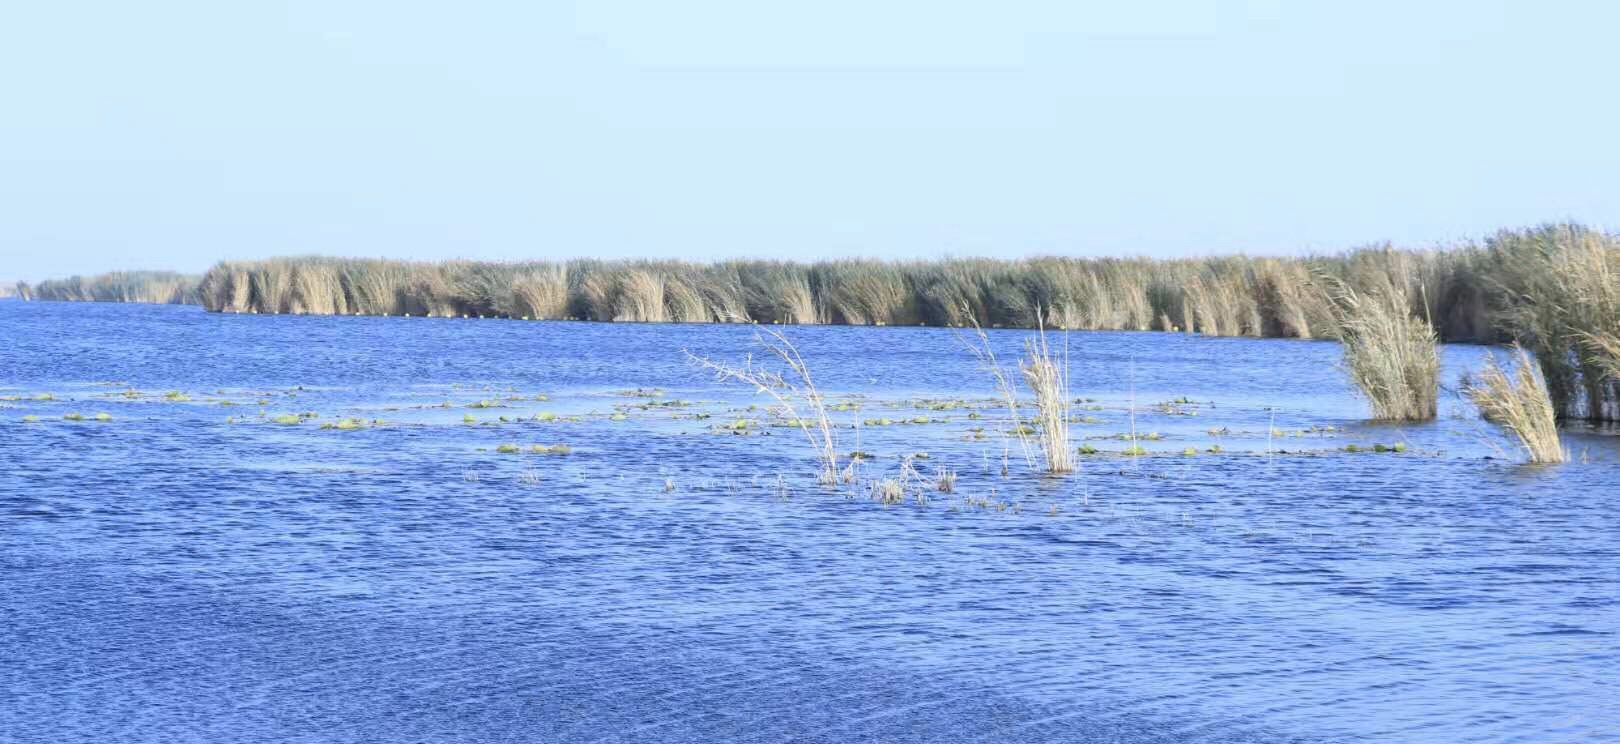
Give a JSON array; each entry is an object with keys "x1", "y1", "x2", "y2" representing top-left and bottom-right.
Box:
[{"x1": 1465, "y1": 345, "x2": 1566, "y2": 464}]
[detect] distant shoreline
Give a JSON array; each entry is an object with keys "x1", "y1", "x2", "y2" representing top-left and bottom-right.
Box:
[{"x1": 14, "y1": 223, "x2": 1619, "y2": 425}]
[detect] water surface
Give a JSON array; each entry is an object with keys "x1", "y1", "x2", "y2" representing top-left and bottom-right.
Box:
[{"x1": 2, "y1": 302, "x2": 1616, "y2": 743}]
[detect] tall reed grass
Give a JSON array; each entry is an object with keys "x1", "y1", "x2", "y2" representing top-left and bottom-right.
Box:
[
  {"x1": 1019, "y1": 324, "x2": 1073, "y2": 473},
  {"x1": 1465, "y1": 345, "x2": 1566, "y2": 464},
  {"x1": 1330, "y1": 274, "x2": 1440, "y2": 421},
  {"x1": 686, "y1": 329, "x2": 841, "y2": 484},
  {"x1": 18, "y1": 271, "x2": 199, "y2": 304},
  {"x1": 1480, "y1": 225, "x2": 1620, "y2": 421}
]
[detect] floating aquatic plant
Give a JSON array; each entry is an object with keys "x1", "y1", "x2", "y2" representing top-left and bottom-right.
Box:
[
  {"x1": 62, "y1": 413, "x2": 84, "y2": 421},
  {"x1": 272, "y1": 414, "x2": 301, "y2": 425}
]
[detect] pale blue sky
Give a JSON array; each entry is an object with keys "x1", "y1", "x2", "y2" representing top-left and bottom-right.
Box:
[{"x1": 2, "y1": 1, "x2": 1616, "y2": 281}]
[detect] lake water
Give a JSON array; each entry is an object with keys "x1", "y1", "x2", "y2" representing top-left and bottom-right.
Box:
[{"x1": 2, "y1": 301, "x2": 1616, "y2": 743}]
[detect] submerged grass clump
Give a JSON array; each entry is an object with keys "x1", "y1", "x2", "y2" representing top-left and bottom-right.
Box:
[
  {"x1": 495, "y1": 443, "x2": 572, "y2": 455},
  {"x1": 872, "y1": 478, "x2": 906, "y2": 505},
  {"x1": 1464, "y1": 346, "x2": 1566, "y2": 464}
]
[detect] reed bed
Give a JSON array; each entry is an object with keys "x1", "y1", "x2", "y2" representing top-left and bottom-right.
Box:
[
  {"x1": 19, "y1": 222, "x2": 1619, "y2": 421},
  {"x1": 18, "y1": 271, "x2": 200, "y2": 304},
  {"x1": 183, "y1": 241, "x2": 1509, "y2": 340},
  {"x1": 1465, "y1": 345, "x2": 1566, "y2": 464},
  {"x1": 1481, "y1": 225, "x2": 1620, "y2": 421}
]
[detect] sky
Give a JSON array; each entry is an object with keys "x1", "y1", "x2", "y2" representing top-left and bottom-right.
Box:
[{"x1": 2, "y1": 0, "x2": 1617, "y2": 281}]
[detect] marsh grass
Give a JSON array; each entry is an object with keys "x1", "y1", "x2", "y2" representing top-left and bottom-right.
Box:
[
  {"x1": 19, "y1": 271, "x2": 200, "y2": 304},
  {"x1": 958, "y1": 311, "x2": 1035, "y2": 471},
  {"x1": 174, "y1": 241, "x2": 1484, "y2": 343},
  {"x1": 1464, "y1": 346, "x2": 1566, "y2": 464},
  {"x1": 687, "y1": 328, "x2": 841, "y2": 485},
  {"x1": 1330, "y1": 275, "x2": 1439, "y2": 421},
  {"x1": 1019, "y1": 321, "x2": 1073, "y2": 473}
]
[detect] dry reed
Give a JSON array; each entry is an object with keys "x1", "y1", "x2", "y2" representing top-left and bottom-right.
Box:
[
  {"x1": 1019, "y1": 321, "x2": 1073, "y2": 473},
  {"x1": 1465, "y1": 345, "x2": 1566, "y2": 464},
  {"x1": 686, "y1": 329, "x2": 841, "y2": 484},
  {"x1": 1331, "y1": 275, "x2": 1440, "y2": 421}
]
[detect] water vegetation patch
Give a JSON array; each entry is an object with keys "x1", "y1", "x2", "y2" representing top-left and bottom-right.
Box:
[
  {"x1": 320, "y1": 417, "x2": 368, "y2": 430},
  {"x1": 494, "y1": 443, "x2": 572, "y2": 455}
]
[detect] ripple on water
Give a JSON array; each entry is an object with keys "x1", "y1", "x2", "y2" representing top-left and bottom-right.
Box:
[{"x1": 1, "y1": 302, "x2": 1618, "y2": 743}]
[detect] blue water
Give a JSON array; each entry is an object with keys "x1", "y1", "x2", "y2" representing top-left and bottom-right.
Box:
[{"x1": 2, "y1": 301, "x2": 1616, "y2": 743}]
